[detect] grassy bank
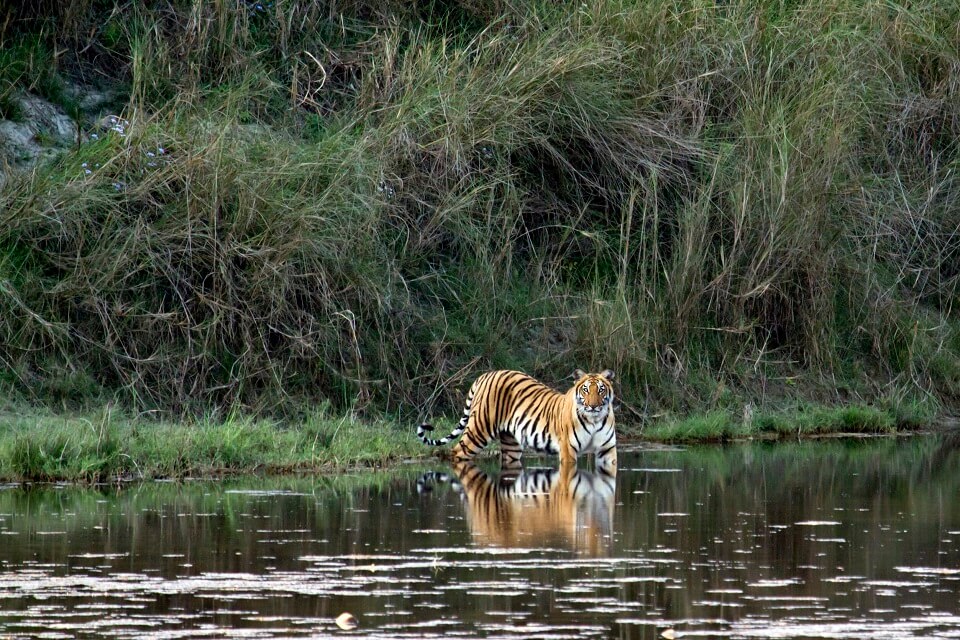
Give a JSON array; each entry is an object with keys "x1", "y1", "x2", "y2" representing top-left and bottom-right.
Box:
[
  {"x1": 0, "y1": 402, "x2": 937, "y2": 483},
  {"x1": 0, "y1": 1, "x2": 958, "y2": 433},
  {"x1": 0, "y1": 407, "x2": 425, "y2": 482},
  {"x1": 641, "y1": 399, "x2": 939, "y2": 443}
]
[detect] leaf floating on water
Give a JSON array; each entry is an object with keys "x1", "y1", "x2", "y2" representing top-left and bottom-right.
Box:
[
  {"x1": 661, "y1": 628, "x2": 677, "y2": 639},
  {"x1": 336, "y1": 612, "x2": 359, "y2": 630}
]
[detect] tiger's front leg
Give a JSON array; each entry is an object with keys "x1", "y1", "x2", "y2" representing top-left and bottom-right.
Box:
[
  {"x1": 596, "y1": 441, "x2": 617, "y2": 474},
  {"x1": 560, "y1": 440, "x2": 579, "y2": 468}
]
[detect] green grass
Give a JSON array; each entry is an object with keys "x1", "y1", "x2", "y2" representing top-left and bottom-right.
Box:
[
  {"x1": 0, "y1": 32, "x2": 81, "y2": 118},
  {"x1": 755, "y1": 405, "x2": 897, "y2": 437},
  {"x1": 0, "y1": 400, "x2": 932, "y2": 481},
  {"x1": 0, "y1": 1, "x2": 958, "y2": 431},
  {"x1": 642, "y1": 411, "x2": 747, "y2": 443},
  {"x1": 0, "y1": 407, "x2": 428, "y2": 483},
  {"x1": 642, "y1": 399, "x2": 937, "y2": 443}
]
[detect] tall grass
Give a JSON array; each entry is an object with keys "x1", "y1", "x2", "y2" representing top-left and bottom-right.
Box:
[{"x1": 0, "y1": 0, "x2": 958, "y2": 423}]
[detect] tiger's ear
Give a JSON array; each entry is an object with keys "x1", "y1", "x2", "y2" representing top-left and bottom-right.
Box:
[
  {"x1": 574, "y1": 369, "x2": 587, "y2": 380},
  {"x1": 600, "y1": 369, "x2": 615, "y2": 381}
]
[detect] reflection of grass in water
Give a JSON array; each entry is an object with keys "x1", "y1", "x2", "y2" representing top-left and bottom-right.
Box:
[
  {"x1": 5, "y1": 436, "x2": 959, "y2": 561},
  {"x1": 0, "y1": 467, "x2": 435, "y2": 561},
  {"x1": 0, "y1": 406, "x2": 428, "y2": 482},
  {"x1": 621, "y1": 435, "x2": 960, "y2": 603},
  {"x1": 639, "y1": 435, "x2": 960, "y2": 500}
]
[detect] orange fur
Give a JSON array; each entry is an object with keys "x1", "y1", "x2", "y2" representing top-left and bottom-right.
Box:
[
  {"x1": 417, "y1": 369, "x2": 617, "y2": 471},
  {"x1": 420, "y1": 461, "x2": 616, "y2": 555}
]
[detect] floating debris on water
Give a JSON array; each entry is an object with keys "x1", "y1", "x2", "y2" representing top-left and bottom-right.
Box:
[{"x1": 336, "y1": 612, "x2": 358, "y2": 630}]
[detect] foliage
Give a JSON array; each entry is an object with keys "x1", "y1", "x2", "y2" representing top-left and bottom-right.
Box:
[
  {"x1": 0, "y1": 0, "x2": 958, "y2": 425},
  {"x1": 0, "y1": 405, "x2": 423, "y2": 482}
]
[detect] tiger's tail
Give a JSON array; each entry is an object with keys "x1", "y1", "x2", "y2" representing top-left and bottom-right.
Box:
[
  {"x1": 416, "y1": 387, "x2": 475, "y2": 446},
  {"x1": 415, "y1": 470, "x2": 462, "y2": 495}
]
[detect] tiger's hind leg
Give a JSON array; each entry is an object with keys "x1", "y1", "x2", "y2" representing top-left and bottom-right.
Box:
[
  {"x1": 449, "y1": 419, "x2": 491, "y2": 462},
  {"x1": 498, "y1": 431, "x2": 523, "y2": 474}
]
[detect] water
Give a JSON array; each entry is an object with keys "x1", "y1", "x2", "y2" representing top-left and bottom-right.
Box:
[{"x1": 2, "y1": 436, "x2": 960, "y2": 639}]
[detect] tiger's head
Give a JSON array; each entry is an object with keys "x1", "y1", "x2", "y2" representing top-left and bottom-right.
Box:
[{"x1": 572, "y1": 369, "x2": 615, "y2": 416}]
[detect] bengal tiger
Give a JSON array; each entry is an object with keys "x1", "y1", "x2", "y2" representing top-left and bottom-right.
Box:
[
  {"x1": 416, "y1": 369, "x2": 617, "y2": 471},
  {"x1": 417, "y1": 460, "x2": 616, "y2": 555}
]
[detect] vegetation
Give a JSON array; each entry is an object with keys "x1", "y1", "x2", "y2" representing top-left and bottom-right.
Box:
[
  {"x1": 0, "y1": 405, "x2": 425, "y2": 482},
  {"x1": 0, "y1": 1, "x2": 958, "y2": 454},
  {"x1": 641, "y1": 395, "x2": 941, "y2": 442}
]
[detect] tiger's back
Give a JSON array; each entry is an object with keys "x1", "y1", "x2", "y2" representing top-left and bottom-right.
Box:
[{"x1": 416, "y1": 369, "x2": 617, "y2": 470}]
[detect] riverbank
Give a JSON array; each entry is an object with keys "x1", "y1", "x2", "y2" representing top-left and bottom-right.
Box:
[
  {"x1": 0, "y1": 402, "x2": 940, "y2": 483},
  {"x1": 0, "y1": 407, "x2": 424, "y2": 483}
]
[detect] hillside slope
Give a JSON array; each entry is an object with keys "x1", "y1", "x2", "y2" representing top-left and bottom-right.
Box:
[{"x1": 1, "y1": 1, "x2": 958, "y2": 425}]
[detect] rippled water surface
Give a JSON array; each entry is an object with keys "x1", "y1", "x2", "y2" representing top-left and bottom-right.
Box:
[{"x1": 2, "y1": 436, "x2": 960, "y2": 639}]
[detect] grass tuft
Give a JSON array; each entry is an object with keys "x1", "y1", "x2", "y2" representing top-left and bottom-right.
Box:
[{"x1": 645, "y1": 411, "x2": 744, "y2": 443}]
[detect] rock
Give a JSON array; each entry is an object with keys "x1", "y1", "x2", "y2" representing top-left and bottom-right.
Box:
[
  {"x1": 0, "y1": 82, "x2": 125, "y2": 190},
  {"x1": 0, "y1": 91, "x2": 77, "y2": 177},
  {"x1": 19, "y1": 93, "x2": 77, "y2": 143}
]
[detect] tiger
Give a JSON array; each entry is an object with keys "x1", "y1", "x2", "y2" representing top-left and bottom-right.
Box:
[
  {"x1": 417, "y1": 460, "x2": 616, "y2": 555},
  {"x1": 416, "y1": 369, "x2": 617, "y2": 471}
]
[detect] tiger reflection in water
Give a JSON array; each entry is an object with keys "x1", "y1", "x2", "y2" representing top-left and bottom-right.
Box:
[{"x1": 418, "y1": 461, "x2": 616, "y2": 555}]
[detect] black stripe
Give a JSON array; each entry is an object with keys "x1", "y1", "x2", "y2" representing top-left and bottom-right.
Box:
[
  {"x1": 576, "y1": 411, "x2": 588, "y2": 430},
  {"x1": 571, "y1": 474, "x2": 583, "y2": 495},
  {"x1": 512, "y1": 385, "x2": 547, "y2": 417},
  {"x1": 511, "y1": 383, "x2": 553, "y2": 444},
  {"x1": 523, "y1": 392, "x2": 551, "y2": 423},
  {"x1": 473, "y1": 374, "x2": 495, "y2": 436},
  {"x1": 491, "y1": 371, "x2": 512, "y2": 425},
  {"x1": 465, "y1": 429, "x2": 486, "y2": 450},
  {"x1": 519, "y1": 399, "x2": 547, "y2": 441},
  {"x1": 480, "y1": 374, "x2": 502, "y2": 438}
]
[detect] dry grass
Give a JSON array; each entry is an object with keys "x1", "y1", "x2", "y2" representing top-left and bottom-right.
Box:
[{"x1": 0, "y1": 0, "x2": 958, "y2": 425}]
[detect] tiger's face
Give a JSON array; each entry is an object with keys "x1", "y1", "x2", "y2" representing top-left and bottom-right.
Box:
[{"x1": 573, "y1": 369, "x2": 615, "y2": 416}]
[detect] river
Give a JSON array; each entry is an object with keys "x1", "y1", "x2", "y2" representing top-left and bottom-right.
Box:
[{"x1": 1, "y1": 436, "x2": 959, "y2": 638}]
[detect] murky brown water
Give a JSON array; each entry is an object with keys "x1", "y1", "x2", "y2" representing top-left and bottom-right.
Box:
[{"x1": 2, "y1": 436, "x2": 960, "y2": 639}]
